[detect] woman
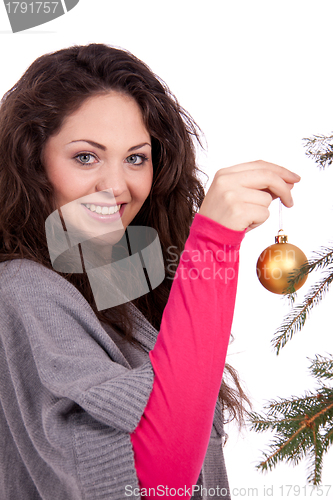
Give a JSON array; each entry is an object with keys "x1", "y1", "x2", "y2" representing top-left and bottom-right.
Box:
[{"x1": 0, "y1": 43, "x2": 300, "y2": 499}]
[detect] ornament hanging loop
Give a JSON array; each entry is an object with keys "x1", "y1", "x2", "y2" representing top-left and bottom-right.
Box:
[
  {"x1": 277, "y1": 200, "x2": 287, "y2": 242},
  {"x1": 279, "y1": 199, "x2": 283, "y2": 233}
]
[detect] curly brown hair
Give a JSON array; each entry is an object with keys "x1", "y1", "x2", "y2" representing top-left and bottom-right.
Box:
[{"x1": 0, "y1": 43, "x2": 250, "y2": 425}]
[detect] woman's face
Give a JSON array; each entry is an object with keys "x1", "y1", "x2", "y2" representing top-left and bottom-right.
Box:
[{"x1": 43, "y1": 91, "x2": 153, "y2": 246}]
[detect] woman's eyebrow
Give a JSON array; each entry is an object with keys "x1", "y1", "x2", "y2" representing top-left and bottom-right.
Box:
[
  {"x1": 68, "y1": 140, "x2": 151, "y2": 152},
  {"x1": 128, "y1": 142, "x2": 151, "y2": 152},
  {"x1": 68, "y1": 139, "x2": 106, "y2": 150}
]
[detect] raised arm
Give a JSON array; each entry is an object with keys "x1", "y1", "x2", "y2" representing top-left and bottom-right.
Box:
[{"x1": 131, "y1": 161, "x2": 300, "y2": 495}]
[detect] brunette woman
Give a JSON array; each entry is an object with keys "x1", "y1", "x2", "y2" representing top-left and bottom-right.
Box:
[{"x1": 0, "y1": 43, "x2": 300, "y2": 499}]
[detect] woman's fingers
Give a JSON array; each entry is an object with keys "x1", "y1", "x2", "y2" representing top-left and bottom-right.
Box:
[
  {"x1": 235, "y1": 169, "x2": 295, "y2": 207},
  {"x1": 238, "y1": 187, "x2": 273, "y2": 207},
  {"x1": 198, "y1": 160, "x2": 301, "y2": 232},
  {"x1": 220, "y1": 160, "x2": 301, "y2": 184}
]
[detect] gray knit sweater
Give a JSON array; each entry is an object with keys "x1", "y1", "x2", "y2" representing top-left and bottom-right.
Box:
[{"x1": 0, "y1": 259, "x2": 230, "y2": 500}]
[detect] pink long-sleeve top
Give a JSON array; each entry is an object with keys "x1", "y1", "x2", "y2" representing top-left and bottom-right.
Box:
[{"x1": 130, "y1": 213, "x2": 246, "y2": 496}]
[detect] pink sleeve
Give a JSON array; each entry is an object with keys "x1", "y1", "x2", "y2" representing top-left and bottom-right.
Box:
[{"x1": 130, "y1": 213, "x2": 245, "y2": 496}]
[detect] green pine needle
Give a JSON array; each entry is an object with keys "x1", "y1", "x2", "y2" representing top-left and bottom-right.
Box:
[
  {"x1": 309, "y1": 354, "x2": 333, "y2": 381},
  {"x1": 303, "y1": 133, "x2": 333, "y2": 169},
  {"x1": 248, "y1": 388, "x2": 333, "y2": 484},
  {"x1": 272, "y1": 270, "x2": 333, "y2": 354}
]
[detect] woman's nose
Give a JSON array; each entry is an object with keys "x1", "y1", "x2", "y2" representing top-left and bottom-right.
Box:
[{"x1": 95, "y1": 162, "x2": 127, "y2": 198}]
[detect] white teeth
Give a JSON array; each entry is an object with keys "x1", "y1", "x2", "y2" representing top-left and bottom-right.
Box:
[{"x1": 84, "y1": 204, "x2": 121, "y2": 215}]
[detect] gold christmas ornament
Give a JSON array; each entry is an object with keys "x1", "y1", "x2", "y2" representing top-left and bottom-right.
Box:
[{"x1": 256, "y1": 230, "x2": 308, "y2": 294}]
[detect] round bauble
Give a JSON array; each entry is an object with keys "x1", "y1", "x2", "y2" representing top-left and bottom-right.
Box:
[{"x1": 256, "y1": 232, "x2": 308, "y2": 294}]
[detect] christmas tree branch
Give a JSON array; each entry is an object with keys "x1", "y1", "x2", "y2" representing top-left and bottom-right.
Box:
[
  {"x1": 284, "y1": 248, "x2": 333, "y2": 301},
  {"x1": 323, "y1": 425, "x2": 333, "y2": 452},
  {"x1": 249, "y1": 392, "x2": 333, "y2": 484},
  {"x1": 251, "y1": 134, "x2": 333, "y2": 484},
  {"x1": 308, "y1": 426, "x2": 323, "y2": 484},
  {"x1": 257, "y1": 426, "x2": 307, "y2": 469},
  {"x1": 266, "y1": 393, "x2": 324, "y2": 417},
  {"x1": 308, "y1": 248, "x2": 333, "y2": 271},
  {"x1": 272, "y1": 270, "x2": 333, "y2": 354},
  {"x1": 303, "y1": 133, "x2": 333, "y2": 169},
  {"x1": 309, "y1": 354, "x2": 333, "y2": 380}
]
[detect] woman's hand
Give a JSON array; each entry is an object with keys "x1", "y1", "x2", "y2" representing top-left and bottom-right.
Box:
[{"x1": 198, "y1": 160, "x2": 301, "y2": 232}]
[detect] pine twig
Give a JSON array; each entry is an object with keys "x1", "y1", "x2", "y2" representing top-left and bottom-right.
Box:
[
  {"x1": 265, "y1": 393, "x2": 325, "y2": 417},
  {"x1": 284, "y1": 247, "x2": 333, "y2": 302},
  {"x1": 248, "y1": 391, "x2": 333, "y2": 485},
  {"x1": 303, "y1": 133, "x2": 333, "y2": 169},
  {"x1": 323, "y1": 425, "x2": 333, "y2": 453},
  {"x1": 309, "y1": 354, "x2": 333, "y2": 381},
  {"x1": 272, "y1": 270, "x2": 333, "y2": 354}
]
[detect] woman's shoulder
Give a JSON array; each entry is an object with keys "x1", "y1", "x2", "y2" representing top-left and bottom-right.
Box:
[
  {"x1": 0, "y1": 258, "x2": 53, "y2": 277},
  {"x1": 0, "y1": 258, "x2": 91, "y2": 312},
  {"x1": 0, "y1": 258, "x2": 73, "y2": 289}
]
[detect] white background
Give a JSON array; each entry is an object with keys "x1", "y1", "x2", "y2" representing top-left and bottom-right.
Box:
[{"x1": 1, "y1": 1, "x2": 333, "y2": 498}]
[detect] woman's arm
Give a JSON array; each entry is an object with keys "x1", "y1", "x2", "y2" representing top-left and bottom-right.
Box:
[
  {"x1": 131, "y1": 213, "x2": 245, "y2": 494},
  {"x1": 131, "y1": 161, "x2": 301, "y2": 494}
]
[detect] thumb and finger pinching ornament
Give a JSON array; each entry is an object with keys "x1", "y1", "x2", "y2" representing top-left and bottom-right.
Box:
[{"x1": 256, "y1": 201, "x2": 308, "y2": 294}]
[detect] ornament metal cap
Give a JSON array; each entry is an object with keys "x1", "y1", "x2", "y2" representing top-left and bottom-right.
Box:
[{"x1": 275, "y1": 229, "x2": 288, "y2": 244}]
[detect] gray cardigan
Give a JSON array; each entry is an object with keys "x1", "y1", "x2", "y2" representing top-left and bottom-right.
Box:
[{"x1": 0, "y1": 259, "x2": 231, "y2": 500}]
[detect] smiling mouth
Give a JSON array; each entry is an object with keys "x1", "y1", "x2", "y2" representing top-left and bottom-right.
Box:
[{"x1": 82, "y1": 203, "x2": 122, "y2": 215}]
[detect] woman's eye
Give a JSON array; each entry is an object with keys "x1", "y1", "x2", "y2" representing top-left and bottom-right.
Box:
[
  {"x1": 126, "y1": 154, "x2": 147, "y2": 165},
  {"x1": 75, "y1": 153, "x2": 96, "y2": 165}
]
